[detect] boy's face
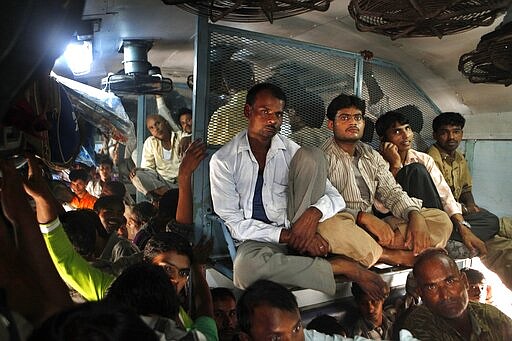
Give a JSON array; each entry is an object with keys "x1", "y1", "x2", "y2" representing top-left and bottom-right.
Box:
[
  {"x1": 327, "y1": 106, "x2": 365, "y2": 143},
  {"x1": 152, "y1": 250, "x2": 191, "y2": 294},
  {"x1": 98, "y1": 164, "x2": 112, "y2": 182},
  {"x1": 98, "y1": 203, "x2": 126, "y2": 234},
  {"x1": 433, "y1": 124, "x2": 463, "y2": 154},
  {"x1": 70, "y1": 179, "x2": 87, "y2": 196},
  {"x1": 384, "y1": 122, "x2": 413, "y2": 153}
]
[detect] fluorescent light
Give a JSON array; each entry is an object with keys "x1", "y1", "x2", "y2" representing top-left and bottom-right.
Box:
[{"x1": 64, "y1": 41, "x2": 93, "y2": 76}]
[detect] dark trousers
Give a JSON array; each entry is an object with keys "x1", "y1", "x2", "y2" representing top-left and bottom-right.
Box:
[{"x1": 395, "y1": 163, "x2": 499, "y2": 242}]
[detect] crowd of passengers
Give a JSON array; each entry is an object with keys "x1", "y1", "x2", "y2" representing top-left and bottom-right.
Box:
[{"x1": 1, "y1": 82, "x2": 512, "y2": 340}]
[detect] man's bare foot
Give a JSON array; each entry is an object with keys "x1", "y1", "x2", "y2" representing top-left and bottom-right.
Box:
[
  {"x1": 329, "y1": 257, "x2": 389, "y2": 301},
  {"x1": 379, "y1": 248, "x2": 416, "y2": 267}
]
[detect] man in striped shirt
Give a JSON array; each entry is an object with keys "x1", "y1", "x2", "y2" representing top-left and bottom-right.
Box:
[{"x1": 319, "y1": 94, "x2": 452, "y2": 269}]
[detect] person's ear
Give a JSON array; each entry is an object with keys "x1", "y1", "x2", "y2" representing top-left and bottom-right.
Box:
[
  {"x1": 327, "y1": 119, "x2": 334, "y2": 131},
  {"x1": 244, "y1": 104, "x2": 251, "y2": 119},
  {"x1": 460, "y1": 272, "x2": 469, "y2": 290}
]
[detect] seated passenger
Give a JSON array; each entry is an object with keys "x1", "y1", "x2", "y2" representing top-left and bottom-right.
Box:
[
  {"x1": 23, "y1": 140, "x2": 207, "y2": 304},
  {"x1": 124, "y1": 201, "x2": 158, "y2": 245},
  {"x1": 374, "y1": 111, "x2": 488, "y2": 259},
  {"x1": 236, "y1": 279, "x2": 417, "y2": 341},
  {"x1": 59, "y1": 209, "x2": 140, "y2": 276},
  {"x1": 211, "y1": 287, "x2": 238, "y2": 341},
  {"x1": 461, "y1": 268, "x2": 490, "y2": 304},
  {"x1": 427, "y1": 112, "x2": 512, "y2": 290},
  {"x1": 320, "y1": 95, "x2": 452, "y2": 268},
  {"x1": 307, "y1": 315, "x2": 346, "y2": 337},
  {"x1": 210, "y1": 83, "x2": 387, "y2": 299},
  {"x1": 348, "y1": 282, "x2": 395, "y2": 340},
  {"x1": 140, "y1": 114, "x2": 184, "y2": 189},
  {"x1": 93, "y1": 196, "x2": 137, "y2": 258},
  {"x1": 106, "y1": 261, "x2": 216, "y2": 340},
  {"x1": 402, "y1": 248, "x2": 512, "y2": 340},
  {"x1": 68, "y1": 168, "x2": 97, "y2": 209},
  {"x1": 86, "y1": 156, "x2": 115, "y2": 198},
  {"x1": 30, "y1": 301, "x2": 159, "y2": 340}
]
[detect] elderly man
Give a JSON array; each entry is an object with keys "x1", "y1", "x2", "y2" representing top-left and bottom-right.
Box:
[
  {"x1": 210, "y1": 83, "x2": 388, "y2": 299},
  {"x1": 403, "y1": 248, "x2": 512, "y2": 340}
]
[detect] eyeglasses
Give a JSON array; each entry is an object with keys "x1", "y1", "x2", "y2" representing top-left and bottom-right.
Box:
[
  {"x1": 335, "y1": 113, "x2": 364, "y2": 122},
  {"x1": 159, "y1": 263, "x2": 191, "y2": 280}
]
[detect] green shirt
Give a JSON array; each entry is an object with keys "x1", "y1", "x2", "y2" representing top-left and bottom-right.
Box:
[
  {"x1": 41, "y1": 218, "x2": 219, "y2": 341},
  {"x1": 427, "y1": 144, "x2": 473, "y2": 202},
  {"x1": 403, "y1": 301, "x2": 512, "y2": 340}
]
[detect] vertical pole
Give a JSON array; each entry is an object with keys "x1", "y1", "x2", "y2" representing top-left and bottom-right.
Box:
[
  {"x1": 136, "y1": 94, "x2": 146, "y2": 203},
  {"x1": 354, "y1": 56, "x2": 364, "y2": 98},
  {"x1": 192, "y1": 15, "x2": 210, "y2": 239}
]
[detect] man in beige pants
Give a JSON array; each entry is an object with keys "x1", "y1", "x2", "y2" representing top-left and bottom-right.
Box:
[{"x1": 320, "y1": 94, "x2": 452, "y2": 268}]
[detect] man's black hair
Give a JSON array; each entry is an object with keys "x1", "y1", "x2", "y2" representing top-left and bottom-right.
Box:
[
  {"x1": 375, "y1": 110, "x2": 410, "y2": 140},
  {"x1": 105, "y1": 262, "x2": 180, "y2": 319},
  {"x1": 158, "y1": 188, "x2": 179, "y2": 221},
  {"x1": 97, "y1": 155, "x2": 114, "y2": 168},
  {"x1": 29, "y1": 301, "x2": 158, "y2": 341},
  {"x1": 326, "y1": 94, "x2": 366, "y2": 121},
  {"x1": 93, "y1": 195, "x2": 125, "y2": 212},
  {"x1": 60, "y1": 210, "x2": 99, "y2": 257},
  {"x1": 101, "y1": 181, "x2": 127, "y2": 198},
  {"x1": 306, "y1": 315, "x2": 345, "y2": 336},
  {"x1": 237, "y1": 280, "x2": 298, "y2": 334},
  {"x1": 211, "y1": 287, "x2": 236, "y2": 303},
  {"x1": 143, "y1": 231, "x2": 194, "y2": 263},
  {"x1": 432, "y1": 112, "x2": 466, "y2": 133},
  {"x1": 69, "y1": 169, "x2": 89, "y2": 182},
  {"x1": 350, "y1": 282, "x2": 367, "y2": 302},
  {"x1": 132, "y1": 201, "x2": 158, "y2": 224},
  {"x1": 178, "y1": 107, "x2": 192, "y2": 118},
  {"x1": 461, "y1": 268, "x2": 485, "y2": 284},
  {"x1": 245, "y1": 83, "x2": 287, "y2": 107}
]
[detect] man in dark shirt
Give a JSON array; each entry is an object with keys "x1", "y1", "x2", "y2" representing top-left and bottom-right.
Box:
[{"x1": 403, "y1": 248, "x2": 512, "y2": 340}]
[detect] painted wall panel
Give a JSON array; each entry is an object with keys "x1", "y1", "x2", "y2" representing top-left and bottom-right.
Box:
[{"x1": 470, "y1": 141, "x2": 512, "y2": 217}]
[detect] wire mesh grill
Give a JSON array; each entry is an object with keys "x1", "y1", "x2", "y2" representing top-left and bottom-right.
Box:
[{"x1": 205, "y1": 25, "x2": 440, "y2": 151}]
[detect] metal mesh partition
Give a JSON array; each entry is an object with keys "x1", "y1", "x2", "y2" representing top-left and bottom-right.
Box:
[
  {"x1": 360, "y1": 60, "x2": 440, "y2": 151},
  {"x1": 201, "y1": 25, "x2": 441, "y2": 271},
  {"x1": 204, "y1": 25, "x2": 439, "y2": 150},
  {"x1": 206, "y1": 27, "x2": 357, "y2": 148}
]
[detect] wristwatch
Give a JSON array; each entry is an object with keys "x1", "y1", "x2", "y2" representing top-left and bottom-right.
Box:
[
  {"x1": 457, "y1": 220, "x2": 472, "y2": 233},
  {"x1": 460, "y1": 220, "x2": 472, "y2": 228}
]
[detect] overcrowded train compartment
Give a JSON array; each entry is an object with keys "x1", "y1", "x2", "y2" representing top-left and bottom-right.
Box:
[{"x1": 2, "y1": 0, "x2": 512, "y2": 339}]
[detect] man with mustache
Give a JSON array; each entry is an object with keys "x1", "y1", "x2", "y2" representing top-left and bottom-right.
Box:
[
  {"x1": 210, "y1": 83, "x2": 389, "y2": 300},
  {"x1": 427, "y1": 112, "x2": 512, "y2": 290},
  {"x1": 403, "y1": 248, "x2": 512, "y2": 340},
  {"x1": 320, "y1": 94, "x2": 452, "y2": 269}
]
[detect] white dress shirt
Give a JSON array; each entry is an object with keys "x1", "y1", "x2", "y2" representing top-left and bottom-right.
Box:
[{"x1": 210, "y1": 130, "x2": 345, "y2": 244}]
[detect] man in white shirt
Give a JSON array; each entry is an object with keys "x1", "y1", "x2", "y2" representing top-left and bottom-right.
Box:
[{"x1": 210, "y1": 83, "x2": 388, "y2": 299}]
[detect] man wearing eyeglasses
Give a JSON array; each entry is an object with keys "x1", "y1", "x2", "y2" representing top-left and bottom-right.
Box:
[
  {"x1": 210, "y1": 84, "x2": 389, "y2": 301},
  {"x1": 320, "y1": 94, "x2": 452, "y2": 269}
]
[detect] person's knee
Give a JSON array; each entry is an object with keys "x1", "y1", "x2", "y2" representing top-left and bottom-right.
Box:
[
  {"x1": 233, "y1": 249, "x2": 268, "y2": 289},
  {"x1": 422, "y1": 208, "x2": 452, "y2": 246}
]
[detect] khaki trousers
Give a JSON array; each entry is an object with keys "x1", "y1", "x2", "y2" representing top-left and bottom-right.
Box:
[
  {"x1": 317, "y1": 208, "x2": 452, "y2": 267},
  {"x1": 481, "y1": 217, "x2": 512, "y2": 291}
]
